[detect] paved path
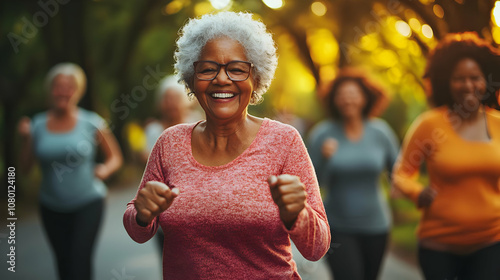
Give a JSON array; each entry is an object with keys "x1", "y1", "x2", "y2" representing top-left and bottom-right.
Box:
[{"x1": 0, "y1": 183, "x2": 422, "y2": 280}]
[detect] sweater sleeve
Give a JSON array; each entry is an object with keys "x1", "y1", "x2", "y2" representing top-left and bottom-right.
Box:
[
  {"x1": 377, "y1": 119, "x2": 400, "y2": 179},
  {"x1": 123, "y1": 131, "x2": 167, "y2": 243},
  {"x1": 282, "y1": 128, "x2": 331, "y2": 261},
  {"x1": 392, "y1": 114, "x2": 431, "y2": 205}
]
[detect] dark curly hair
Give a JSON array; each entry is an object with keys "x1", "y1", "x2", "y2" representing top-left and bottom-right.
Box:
[
  {"x1": 424, "y1": 32, "x2": 500, "y2": 109},
  {"x1": 325, "y1": 68, "x2": 389, "y2": 119}
]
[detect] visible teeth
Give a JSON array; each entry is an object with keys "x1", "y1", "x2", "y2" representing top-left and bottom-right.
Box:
[{"x1": 212, "y1": 93, "x2": 234, "y2": 99}]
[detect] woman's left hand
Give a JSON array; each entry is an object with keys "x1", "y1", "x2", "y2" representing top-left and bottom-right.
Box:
[
  {"x1": 268, "y1": 174, "x2": 307, "y2": 230},
  {"x1": 94, "y1": 163, "x2": 109, "y2": 180}
]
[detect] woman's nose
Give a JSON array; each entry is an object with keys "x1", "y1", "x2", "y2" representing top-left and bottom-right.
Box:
[{"x1": 212, "y1": 67, "x2": 232, "y2": 85}]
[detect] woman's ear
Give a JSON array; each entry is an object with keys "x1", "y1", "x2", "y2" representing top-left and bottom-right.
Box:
[{"x1": 252, "y1": 75, "x2": 260, "y2": 91}]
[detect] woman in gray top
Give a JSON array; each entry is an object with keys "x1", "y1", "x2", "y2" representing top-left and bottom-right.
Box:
[
  {"x1": 308, "y1": 68, "x2": 399, "y2": 280},
  {"x1": 18, "y1": 63, "x2": 123, "y2": 280}
]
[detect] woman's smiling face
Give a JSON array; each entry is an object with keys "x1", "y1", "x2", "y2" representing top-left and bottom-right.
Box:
[
  {"x1": 449, "y1": 57, "x2": 487, "y2": 111},
  {"x1": 193, "y1": 37, "x2": 256, "y2": 122},
  {"x1": 51, "y1": 74, "x2": 80, "y2": 112}
]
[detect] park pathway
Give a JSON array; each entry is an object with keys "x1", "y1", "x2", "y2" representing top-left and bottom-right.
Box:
[{"x1": 1, "y1": 181, "x2": 422, "y2": 280}]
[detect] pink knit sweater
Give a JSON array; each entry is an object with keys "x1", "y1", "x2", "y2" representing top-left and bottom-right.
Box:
[{"x1": 123, "y1": 119, "x2": 330, "y2": 279}]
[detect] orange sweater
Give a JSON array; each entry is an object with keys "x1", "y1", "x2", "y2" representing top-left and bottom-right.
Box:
[{"x1": 393, "y1": 106, "x2": 500, "y2": 247}]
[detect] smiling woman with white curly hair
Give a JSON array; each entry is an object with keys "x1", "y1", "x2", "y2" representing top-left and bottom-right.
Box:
[{"x1": 124, "y1": 11, "x2": 330, "y2": 279}]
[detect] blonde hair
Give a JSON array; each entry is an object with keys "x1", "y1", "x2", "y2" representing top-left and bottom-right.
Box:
[
  {"x1": 45, "y1": 63, "x2": 87, "y2": 97},
  {"x1": 156, "y1": 75, "x2": 188, "y2": 102}
]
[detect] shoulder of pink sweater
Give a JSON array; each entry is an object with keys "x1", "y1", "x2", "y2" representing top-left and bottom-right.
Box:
[
  {"x1": 264, "y1": 119, "x2": 302, "y2": 140},
  {"x1": 157, "y1": 122, "x2": 197, "y2": 140}
]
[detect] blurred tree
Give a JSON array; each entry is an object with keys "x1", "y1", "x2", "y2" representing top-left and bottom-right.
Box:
[{"x1": 1, "y1": 0, "x2": 499, "y2": 193}]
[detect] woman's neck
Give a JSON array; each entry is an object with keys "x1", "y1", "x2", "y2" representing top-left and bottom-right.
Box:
[
  {"x1": 191, "y1": 113, "x2": 263, "y2": 166},
  {"x1": 452, "y1": 105, "x2": 483, "y2": 123},
  {"x1": 342, "y1": 115, "x2": 364, "y2": 129},
  {"x1": 50, "y1": 106, "x2": 78, "y2": 119},
  {"x1": 204, "y1": 114, "x2": 249, "y2": 139},
  {"x1": 342, "y1": 115, "x2": 365, "y2": 141}
]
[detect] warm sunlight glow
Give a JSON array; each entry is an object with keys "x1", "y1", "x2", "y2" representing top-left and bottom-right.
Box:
[
  {"x1": 408, "y1": 18, "x2": 421, "y2": 31},
  {"x1": 194, "y1": 2, "x2": 214, "y2": 16},
  {"x1": 262, "y1": 0, "x2": 284, "y2": 9},
  {"x1": 408, "y1": 40, "x2": 422, "y2": 56},
  {"x1": 395, "y1": 21, "x2": 412, "y2": 37},
  {"x1": 372, "y1": 49, "x2": 398, "y2": 68},
  {"x1": 311, "y1": 2, "x2": 327, "y2": 16},
  {"x1": 164, "y1": 0, "x2": 183, "y2": 15},
  {"x1": 421, "y1": 24, "x2": 433, "y2": 39},
  {"x1": 493, "y1": 1, "x2": 500, "y2": 27},
  {"x1": 433, "y1": 4, "x2": 444, "y2": 18},
  {"x1": 307, "y1": 28, "x2": 338, "y2": 65},
  {"x1": 492, "y1": 26, "x2": 500, "y2": 44},
  {"x1": 387, "y1": 66, "x2": 403, "y2": 84},
  {"x1": 360, "y1": 34, "x2": 378, "y2": 51},
  {"x1": 210, "y1": 0, "x2": 231, "y2": 9},
  {"x1": 319, "y1": 65, "x2": 336, "y2": 84}
]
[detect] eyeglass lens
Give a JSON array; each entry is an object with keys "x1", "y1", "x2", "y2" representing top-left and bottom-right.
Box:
[{"x1": 195, "y1": 61, "x2": 251, "y2": 81}]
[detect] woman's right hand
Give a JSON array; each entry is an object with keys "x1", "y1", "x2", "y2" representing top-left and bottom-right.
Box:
[
  {"x1": 321, "y1": 138, "x2": 338, "y2": 158},
  {"x1": 18, "y1": 117, "x2": 31, "y2": 139},
  {"x1": 134, "y1": 181, "x2": 180, "y2": 226},
  {"x1": 417, "y1": 187, "x2": 437, "y2": 208}
]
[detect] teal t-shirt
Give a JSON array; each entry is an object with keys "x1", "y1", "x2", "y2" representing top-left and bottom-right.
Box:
[
  {"x1": 31, "y1": 108, "x2": 107, "y2": 212},
  {"x1": 307, "y1": 118, "x2": 399, "y2": 234}
]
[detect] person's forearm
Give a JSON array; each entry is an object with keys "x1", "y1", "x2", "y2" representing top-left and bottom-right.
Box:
[
  {"x1": 123, "y1": 203, "x2": 159, "y2": 243},
  {"x1": 288, "y1": 204, "x2": 330, "y2": 261},
  {"x1": 105, "y1": 153, "x2": 123, "y2": 175}
]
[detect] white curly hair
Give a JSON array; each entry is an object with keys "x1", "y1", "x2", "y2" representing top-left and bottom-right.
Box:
[{"x1": 174, "y1": 11, "x2": 278, "y2": 104}]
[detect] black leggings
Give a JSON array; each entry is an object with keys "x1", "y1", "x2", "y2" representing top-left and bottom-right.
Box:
[
  {"x1": 40, "y1": 199, "x2": 104, "y2": 280},
  {"x1": 418, "y1": 242, "x2": 500, "y2": 280},
  {"x1": 326, "y1": 231, "x2": 388, "y2": 280}
]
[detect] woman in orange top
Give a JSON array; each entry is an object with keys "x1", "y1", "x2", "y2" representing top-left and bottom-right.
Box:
[{"x1": 392, "y1": 32, "x2": 500, "y2": 280}]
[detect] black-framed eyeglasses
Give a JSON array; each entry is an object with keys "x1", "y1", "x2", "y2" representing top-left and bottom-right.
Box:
[{"x1": 193, "y1": 60, "x2": 253, "y2": 81}]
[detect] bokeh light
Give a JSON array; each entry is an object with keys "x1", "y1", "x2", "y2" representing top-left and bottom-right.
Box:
[
  {"x1": 372, "y1": 49, "x2": 398, "y2": 68},
  {"x1": 433, "y1": 4, "x2": 444, "y2": 18},
  {"x1": 194, "y1": 2, "x2": 214, "y2": 15},
  {"x1": 408, "y1": 18, "x2": 421, "y2": 31},
  {"x1": 210, "y1": 0, "x2": 231, "y2": 10},
  {"x1": 492, "y1": 26, "x2": 500, "y2": 44},
  {"x1": 421, "y1": 24, "x2": 433, "y2": 38},
  {"x1": 262, "y1": 0, "x2": 284, "y2": 9},
  {"x1": 307, "y1": 28, "x2": 338, "y2": 65},
  {"x1": 164, "y1": 0, "x2": 183, "y2": 15},
  {"x1": 311, "y1": 2, "x2": 327, "y2": 16},
  {"x1": 359, "y1": 33, "x2": 379, "y2": 51},
  {"x1": 395, "y1": 20, "x2": 412, "y2": 37},
  {"x1": 492, "y1": 1, "x2": 500, "y2": 27}
]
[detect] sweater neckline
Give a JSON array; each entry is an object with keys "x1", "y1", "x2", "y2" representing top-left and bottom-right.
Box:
[
  {"x1": 441, "y1": 106, "x2": 495, "y2": 144},
  {"x1": 186, "y1": 118, "x2": 270, "y2": 170}
]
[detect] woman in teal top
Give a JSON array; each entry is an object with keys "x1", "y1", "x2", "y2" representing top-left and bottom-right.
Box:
[
  {"x1": 18, "y1": 63, "x2": 122, "y2": 280},
  {"x1": 308, "y1": 69, "x2": 399, "y2": 280}
]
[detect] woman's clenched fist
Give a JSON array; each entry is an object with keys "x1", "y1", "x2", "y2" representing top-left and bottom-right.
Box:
[
  {"x1": 268, "y1": 175, "x2": 307, "y2": 230},
  {"x1": 134, "y1": 181, "x2": 179, "y2": 226}
]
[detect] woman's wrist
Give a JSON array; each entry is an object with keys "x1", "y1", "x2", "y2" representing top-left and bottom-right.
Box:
[{"x1": 135, "y1": 213, "x2": 150, "y2": 227}]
